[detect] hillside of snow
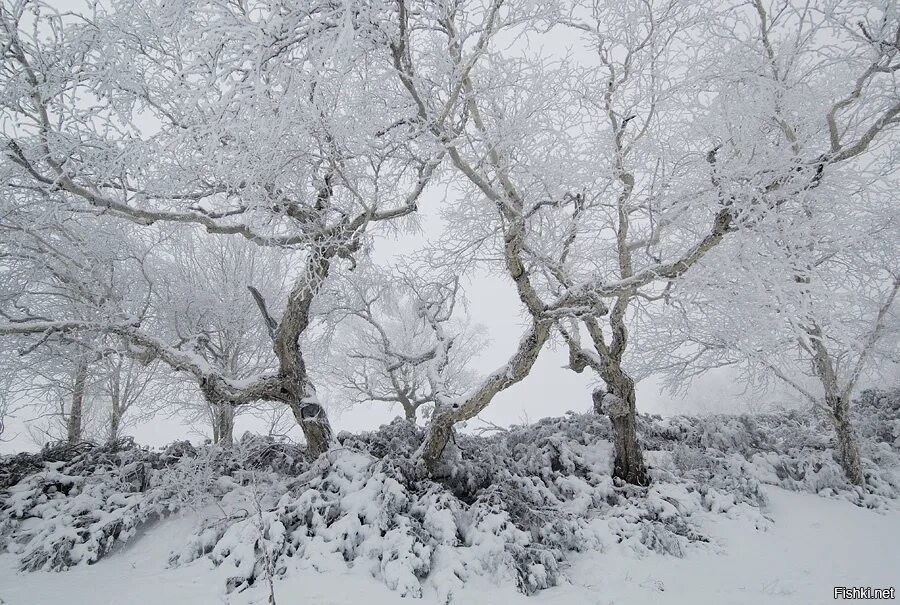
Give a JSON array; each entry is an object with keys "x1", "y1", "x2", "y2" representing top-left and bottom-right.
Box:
[
  {"x1": 1, "y1": 486, "x2": 897, "y2": 605},
  {"x1": 1, "y1": 390, "x2": 898, "y2": 604}
]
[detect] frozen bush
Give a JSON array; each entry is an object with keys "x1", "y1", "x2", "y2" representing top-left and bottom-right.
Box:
[{"x1": 1, "y1": 390, "x2": 897, "y2": 599}]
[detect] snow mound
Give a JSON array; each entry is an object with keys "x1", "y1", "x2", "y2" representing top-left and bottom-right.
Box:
[{"x1": 1, "y1": 389, "x2": 898, "y2": 601}]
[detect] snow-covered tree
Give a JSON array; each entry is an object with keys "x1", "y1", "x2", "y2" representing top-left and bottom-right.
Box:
[
  {"x1": 0, "y1": 0, "x2": 442, "y2": 456},
  {"x1": 387, "y1": 0, "x2": 900, "y2": 481},
  {"x1": 96, "y1": 353, "x2": 167, "y2": 442},
  {"x1": 1, "y1": 0, "x2": 897, "y2": 484},
  {"x1": 627, "y1": 0, "x2": 900, "y2": 485},
  {"x1": 0, "y1": 188, "x2": 156, "y2": 444},
  {"x1": 323, "y1": 266, "x2": 484, "y2": 423},
  {"x1": 151, "y1": 232, "x2": 297, "y2": 446},
  {"x1": 639, "y1": 180, "x2": 900, "y2": 484}
]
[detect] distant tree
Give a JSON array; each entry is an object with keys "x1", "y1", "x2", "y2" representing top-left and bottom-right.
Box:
[
  {"x1": 323, "y1": 266, "x2": 484, "y2": 423},
  {"x1": 97, "y1": 353, "x2": 167, "y2": 442},
  {"x1": 154, "y1": 232, "x2": 294, "y2": 447},
  {"x1": 11, "y1": 344, "x2": 100, "y2": 446},
  {"x1": 0, "y1": 194, "x2": 155, "y2": 444}
]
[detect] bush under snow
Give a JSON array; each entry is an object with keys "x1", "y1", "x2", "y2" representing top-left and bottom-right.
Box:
[{"x1": 1, "y1": 389, "x2": 898, "y2": 601}]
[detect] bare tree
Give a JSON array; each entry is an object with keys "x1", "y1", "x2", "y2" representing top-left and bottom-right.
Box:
[
  {"x1": 98, "y1": 353, "x2": 166, "y2": 442},
  {"x1": 639, "y1": 184, "x2": 900, "y2": 485},
  {"x1": 0, "y1": 0, "x2": 442, "y2": 457},
  {"x1": 322, "y1": 265, "x2": 484, "y2": 423},
  {"x1": 150, "y1": 232, "x2": 297, "y2": 447},
  {"x1": 1, "y1": 0, "x2": 896, "y2": 487},
  {"x1": 10, "y1": 344, "x2": 100, "y2": 446},
  {"x1": 0, "y1": 191, "x2": 155, "y2": 444},
  {"x1": 388, "y1": 0, "x2": 900, "y2": 481}
]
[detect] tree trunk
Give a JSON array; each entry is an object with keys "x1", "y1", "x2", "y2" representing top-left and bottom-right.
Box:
[
  {"x1": 267, "y1": 254, "x2": 335, "y2": 459},
  {"x1": 593, "y1": 376, "x2": 648, "y2": 486},
  {"x1": 290, "y1": 398, "x2": 332, "y2": 457},
  {"x1": 66, "y1": 358, "x2": 88, "y2": 445},
  {"x1": 419, "y1": 320, "x2": 551, "y2": 473},
  {"x1": 109, "y1": 403, "x2": 121, "y2": 443},
  {"x1": 420, "y1": 409, "x2": 456, "y2": 473},
  {"x1": 285, "y1": 379, "x2": 332, "y2": 457},
  {"x1": 401, "y1": 399, "x2": 417, "y2": 423},
  {"x1": 211, "y1": 408, "x2": 221, "y2": 444},
  {"x1": 828, "y1": 395, "x2": 864, "y2": 486},
  {"x1": 217, "y1": 403, "x2": 235, "y2": 448},
  {"x1": 807, "y1": 324, "x2": 865, "y2": 486}
]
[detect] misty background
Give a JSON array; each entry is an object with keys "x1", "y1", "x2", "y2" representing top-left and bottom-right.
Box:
[{"x1": 7, "y1": 187, "x2": 886, "y2": 454}]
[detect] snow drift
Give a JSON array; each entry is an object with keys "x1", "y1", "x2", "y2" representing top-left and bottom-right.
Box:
[{"x1": 1, "y1": 389, "x2": 898, "y2": 601}]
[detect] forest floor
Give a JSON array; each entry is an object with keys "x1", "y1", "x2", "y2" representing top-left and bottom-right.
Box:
[{"x1": 0, "y1": 485, "x2": 897, "y2": 605}]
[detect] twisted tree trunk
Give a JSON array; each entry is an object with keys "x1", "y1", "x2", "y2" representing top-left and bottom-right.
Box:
[
  {"x1": 592, "y1": 373, "x2": 648, "y2": 487},
  {"x1": 567, "y1": 316, "x2": 649, "y2": 487},
  {"x1": 288, "y1": 392, "x2": 332, "y2": 458},
  {"x1": 252, "y1": 253, "x2": 336, "y2": 458},
  {"x1": 398, "y1": 391, "x2": 418, "y2": 423},
  {"x1": 420, "y1": 320, "x2": 550, "y2": 472}
]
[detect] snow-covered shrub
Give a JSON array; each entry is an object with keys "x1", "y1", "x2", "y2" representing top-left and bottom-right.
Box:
[
  {"x1": 0, "y1": 439, "x2": 165, "y2": 570},
  {"x1": 1, "y1": 389, "x2": 898, "y2": 600},
  {"x1": 642, "y1": 388, "x2": 900, "y2": 508},
  {"x1": 167, "y1": 415, "x2": 732, "y2": 600},
  {"x1": 857, "y1": 388, "x2": 900, "y2": 448},
  {"x1": 0, "y1": 435, "x2": 311, "y2": 572}
]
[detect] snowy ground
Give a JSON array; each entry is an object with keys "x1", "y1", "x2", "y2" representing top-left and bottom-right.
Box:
[{"x1": 1, "y1": 486, "x2": 896, "y2": 605}]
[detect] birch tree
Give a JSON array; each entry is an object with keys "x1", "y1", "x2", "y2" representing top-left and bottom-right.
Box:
[
  {"x1": 388, "y1": 0, "x2": 900, "y2": 482},
  {"x1": 0, "y1": 0, "x2": 442, "y2": 457},
  {"x1": 6, "y1": 344, "x2": 98, "y2": 445},
  {"x1": 155, "y1": 232, "x2": 296, "y2": 446},
  {"x1": 0, "y1": 190, "x2": 155, "y2": 444},
  {"x1": 626, "y1": 0, "x2": 900, "y2": 486},
  {"x1": 98, "y1": 353, "x2": 166, "y2": 442}
]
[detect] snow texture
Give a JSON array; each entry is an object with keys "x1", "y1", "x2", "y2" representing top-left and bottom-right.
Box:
[{"x1": 1, "y1": 389, "x2": 898, "y2": 601}]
